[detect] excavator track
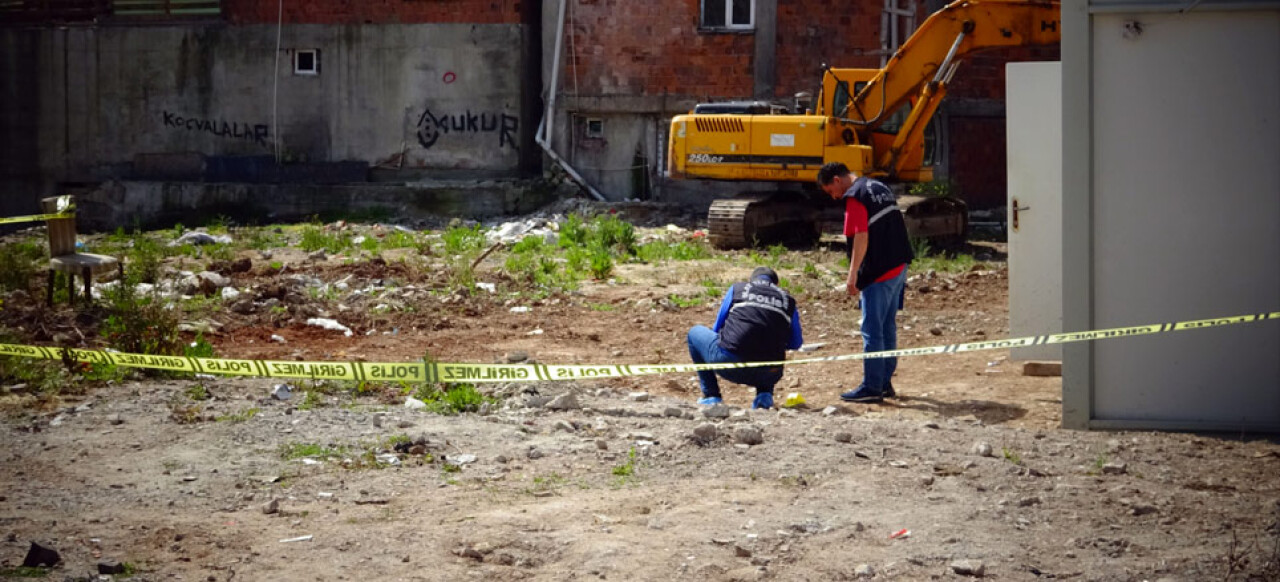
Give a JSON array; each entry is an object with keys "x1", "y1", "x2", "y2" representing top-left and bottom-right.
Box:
[{"x1": 707, "y1": 194, "x2": 820, "y2": 250}]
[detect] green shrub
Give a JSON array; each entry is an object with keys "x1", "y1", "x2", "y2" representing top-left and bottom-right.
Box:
[
  {"x1": 0, "y1": 242, "x2": 44, "y2": 292},
  {"x1": 442, "y1": 224, "x2": 486, "y2": 255},
  {"x1": 636, "y1": 240, "x2": 711, "y2": 262},
  {"x1": 300, "y1": 226, "x2": 352, "y2": 254},
  {"x1": 100, "y1": 280, "x2": 180, "y2": 355},
  {"x1": 594, "y1": 214, "x2": 637, "y2": 255},
  {"x1": 559, "y1": 213, "x2": 588, "y2": 247},
  {"x1": 128, "y1": 237, "x2": 165, "y2": 284},
  {"x1": 588, "y1": 245, "x2": 614, "y2": 279}
]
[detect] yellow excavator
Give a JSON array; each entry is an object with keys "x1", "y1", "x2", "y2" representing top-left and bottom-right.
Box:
[{"x1": 667, "y1": 0, "x2": 1061, "y2": 248}]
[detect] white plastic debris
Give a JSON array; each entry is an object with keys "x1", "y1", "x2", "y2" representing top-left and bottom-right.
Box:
[
  {"x1": 352, "y1": 236, "x2": 366, "y2": 245},
  {"x1": 270, "y1": 384, "x2": 293, "y2": 401},
  {"x1": 220, "y1": 287, "x2": 241, "y2": 301},
  {"x1": 404, "y1": 397, "x2": 427, "y2": 410},
  {"x1": 376, "y1": 453, "x2": 401, "y2": 466},
  {"x1": 509, "y1": 306, "x2": 531, "y2": 313},
  {"x1": 475, "y1": 282, "x2": 496, "y2": 293},
  {"x1": 279, "y1": 535, "x2": 313, "y2": 543},
  {"x1": 447, "y1": 454, "x2": 477, "y2": 465},
  {"x1": 170, "y1": 231, "x2": 233, "y2": 246},
  {"x1": 270, "y1": 334, "x2": 287, "y2": 344},
  {"x1": 798, "y1": 343, "x2": 827, "y2": 352},
  {"x1": 306, "y1": 318, "x2": 354, "y2": 337}
]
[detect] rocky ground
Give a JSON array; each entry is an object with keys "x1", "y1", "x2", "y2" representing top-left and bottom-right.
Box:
[{"x1": 1, "y1": 202, "x2": 1278, "y2": 581}]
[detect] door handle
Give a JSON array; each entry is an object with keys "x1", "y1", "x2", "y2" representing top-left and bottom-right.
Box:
[{"x1": 1012, "y1": 197, "x2": 1030, "y2": 231}]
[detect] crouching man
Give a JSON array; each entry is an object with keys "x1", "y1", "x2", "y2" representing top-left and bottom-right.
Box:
[{"x1": 686, "y1": 267, "x2": 803, "y2": 409}]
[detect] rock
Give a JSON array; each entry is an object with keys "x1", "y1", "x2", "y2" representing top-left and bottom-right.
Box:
[
  {"x1": 922, "y1": 421, "x2": 939, "y2": 429},
  {"x1": 921, "y1": 475, "x2": 936, "y2": 486},
  {"x1": 1106, "y1": 439, "x2": 1124, "y2": 453},
  {"x1": 407, "y1": 445, "x2": 427, "y2": 456},
  {"x1": 230, "y1": 298, "x2": 256, "y2": 314},
  {"x1": 21, "y1": 541, "x2": 60, "y2": 567},
  {"x1": 692, "y1": 423, "x2": 719, "y2": 443},
  {"x1": 822, "y1": 405, "x2": 844, "y2": 416},
  {"x1": 554, "y1": 420, "x2": 576, "y2": 433},
  {"x1": 734, "y1": 426, "x2": 764, "y2": 446},
  {"x1": 262, "y1": 498, "x2": 280, "y2": 514},
  {"x1": 971, "y1": 442, "x2": 994, "y2": 457},
  {"x1": 108, "y1": 414, "x2": 124, "y2": 426},
  {"x1": 595, "y1": 440, "x2": 608, "y2": 451},
  {"x1": 835, "y1": 432, "x2": 854, "y2": 443},
  {"x1": 1016, "y1": 496, "x2": 1042, "y2": 507},
  {"x1": 505, "y1": 351, "x2": 529, "y2": 363},
  {"x1": 197, "y1": 270, "x2": 230, "y2": 290},
  {"x1": 404, "y1": 397, "x2": 427, "y2": 410},
  {"x1": 524, "y1": 395, "x2": 553, "y2": 408},
  {"x1": 628, "y1": 392, "x2": 651, "y2": 402},
  {"x1": 663, "y1": 407, "x2": 683, "y2": 418},
  {"x1": 220, "y1": 286, "x2": 241, "y2": 301},
  {"x1": 734, "y1": 543, "x2": 753, "y2": 557},
  {"x1": 1130, "y1": 504, "x2": 1158, "y2": 516},
  {"x1": 230, "y1": 257, "x2": 253, "y2": 273},
  {"x1": 452, "y1": 546, "x2": 483, "y2": 560},
  {"x1": 7, "y1": 383, "x2": 30, "y2": 395},
  {"x1": 270, "y1": 384, "x2": 293, "y2": 401},
  {"x1": 854, "y1": 563, "x2": 875, "y2": 578},
  {"x1": 526, "y1": 448, "x2": 544, "y2": 460},
  {"x1": 1102, "y1": 461, "x2": 1128, "y2": 475},
  {"x1": 703, "y1": 404, "x2": 731, "y2": 419},
  {"x1": 950, "y1": 560, "x2": 985, "y2": 577},
  {"x1": 98, "y1": 561, "x2": 126, "y2": 575},
  {"x1": 930, "y1": 327, "x2": 944, "y2": 336},
  {"x1": 308, "y1": 250, "x2": 327, "y2": 262},
  {"x1": 546, "y1": 393, "x2": 582, "y2": 411},
  {"x1": 270, "y1": 334, "x2": 286, "y2": 343}
]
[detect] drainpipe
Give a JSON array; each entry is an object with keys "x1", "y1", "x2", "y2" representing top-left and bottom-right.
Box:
[{"x1": 538, "y1": 0, "x2": 606, "y2": 201}]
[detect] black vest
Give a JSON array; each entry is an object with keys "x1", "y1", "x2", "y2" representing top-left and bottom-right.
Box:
[
  {"x1": 844, "y1": 177, "x2": 914, "y2": 289},
  {"x1": 719, "y1": 280, "x2": 797, "y2": 362}
]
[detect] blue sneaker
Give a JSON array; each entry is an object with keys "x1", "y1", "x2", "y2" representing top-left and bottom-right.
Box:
[
  {"x1": 752, "y1": 392, "x2": 774, "y2": 410},
  {"x1": 840, "y1": 385, "x2": 883, "y2": 403},
  {"x1": 883, "y1": 381, "x2": 896, "y2": 399},
  {"x1": 697, "y1": 396, "x2": 723, "y2": 406}
]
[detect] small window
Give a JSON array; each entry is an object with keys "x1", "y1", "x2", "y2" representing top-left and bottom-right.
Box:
[
  {"x1": 585, "y1": 118, "x2": 605, "y2": 139},
  {"x1": 294, "y1": 50, "x2": 319, "y2": 76},
  {"x1": 701, "y1": 0, "x2": 754, "y2": 30}
]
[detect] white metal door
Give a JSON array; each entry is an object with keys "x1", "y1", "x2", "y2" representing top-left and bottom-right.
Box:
[{"x1": 1006, "y1": 62, "x2": 1063, "y2": 361}]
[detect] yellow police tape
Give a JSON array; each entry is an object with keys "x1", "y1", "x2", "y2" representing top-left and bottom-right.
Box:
[
  {"x1": 0, "y1": 311, "x2": 1276, "y2": 383},
  {"x1": 0, "y1": 211, "x2": 75, "y2": 225}
]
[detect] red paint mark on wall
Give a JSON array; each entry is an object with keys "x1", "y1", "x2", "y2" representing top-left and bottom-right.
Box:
[{"x1": 442, "y1": 72, "x2": 457, "y2": 84}]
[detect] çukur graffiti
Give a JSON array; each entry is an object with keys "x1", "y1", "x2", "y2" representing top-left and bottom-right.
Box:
[
  {"x1": 416, "y1": 108, "x2": 519, "y2": 152},
  {"x1": 163, "y1": 111, "x2": 271, "y2": 146}
]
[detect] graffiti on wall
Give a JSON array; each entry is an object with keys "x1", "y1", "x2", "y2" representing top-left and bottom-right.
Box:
[
  {"x1": 163, "y1": 111, "x2": 271, "y2": 146},
  {"x1": 415, "y1": 108, "x2": 519, "y2": 152}
]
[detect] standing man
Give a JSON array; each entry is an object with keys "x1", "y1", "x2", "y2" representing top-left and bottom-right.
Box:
[
  {"x1": 817, "y1": 162, "x2": 914, "y2": 403},
  {"x1": 687, "y1": 267, "x2": 803, "y2": 410}
]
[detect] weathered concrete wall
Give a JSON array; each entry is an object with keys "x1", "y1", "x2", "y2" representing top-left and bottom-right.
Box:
[
  {"x1": 79, "y1": 180, "x2": 558, "y2": 232},
  {"x1": 0, "y1": 23, "x2": 526, "y2": 188}
]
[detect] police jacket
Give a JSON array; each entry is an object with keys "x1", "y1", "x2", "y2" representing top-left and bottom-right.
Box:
[
  {"x1": 713, "y1": 278, "x2": 804, "y2": 362},
  {"x1": 843, "y1": 177, "x2": 914, "y2": 290}
]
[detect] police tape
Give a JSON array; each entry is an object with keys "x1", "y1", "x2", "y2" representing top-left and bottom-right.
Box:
[
  {"x1": 0, "y1": 211, "x2": 75, "y2": 225},
  {"x1": 0, "y1": 311, "x2": 1276, "y2": 384}
]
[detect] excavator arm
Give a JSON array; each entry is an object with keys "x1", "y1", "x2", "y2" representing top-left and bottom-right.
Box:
[{"x1": 832, "y1": 0, "x2": 1060, "y2": 177}]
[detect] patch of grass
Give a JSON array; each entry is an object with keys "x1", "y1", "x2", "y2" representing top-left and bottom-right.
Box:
[
  {"x1": 527, "y1": 472, "x2": 569, "y2": 495},
  {"x1": 299, "y1": 226, "x2": 353, "y2": 254},
  {"x1": 185, "y1": 383, "x2": 209, "y2": 401},
  {"x1": 908, "y1": 179, "x2": 958, "y2": 198},
  {"x1": 802, "y1": 262, "x2": 820, "y2": 278},
  {"x1": 1002, "y1": 447, "x2": 1023, "y2": 466},
  {"x1": 636, "y1": 239, "x2": 711, "y2": 263},
  {"x1": 101, "y1": 279, "x2": 181, "y2": 356},
  {"x1": 612, "y1": 447, "x2": 638, "y2": 485},
  {"x1": 0, "y1": 242, "x2": 45, "y2": 292},
  {"x1": 667, "y1": 294, "x2": 704, "y2": 309},
  {"x1": 247, "y1": 230, "x2": 282, "y2": 251},
  {"x1": 413, "y1": 384, "x2": 495, "y2": 415},
  {"x1": 168, "y1": 398, "x2": 204, "y2": 424},
  {"x1": 588, "y1": 245, "x2": 614, "y2": 279},
  {"x1": 216, "y1": 407, "x2": 260, "y2": 423},
  {"x1": 81, "y1": 362, "x2": 129, "y2": 384},
  {"x1": 279, "y1": 442, "x2": 342, "y2": 461},
  {"x1": 503, "y1": 236, "x2": 581, "y2": 295},
  {"x1": 586, "y1": 302, "x2": 616, "y2": 312},
  {"x1": 442, "y1": 224, "x2": 487, "y2": 255},
  {"x1": 1087, "y1": 453, "x2": 1109, "y2": 476},
  {"x1": 912, "y1": 250, "x2": 977, "y2": 274},
  {"x1": 126, "y1": 236, "x2": 165, "y2": 284},
  {"x1": 0, "y1": 566, "x2": 49, "y2": 578},
  {"x1": 296, "y1": 390, "x2": 324, "y2": 411}
]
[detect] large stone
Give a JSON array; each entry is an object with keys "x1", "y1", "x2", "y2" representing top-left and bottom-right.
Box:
[
  {"x1": 1102, "y1": 461, "x2": 1128, "y2": 475},
  {"x1": 703, "y1": 404, "x2": 731, "y2": 419},
  {"x1": 854, "y1": 563, "x2": 875, "y2": 578},
  {"x1": 950, "y1": 560, "x2": 985, "y2": 577},
  {"x1": 971, "y1": 442, "x2": 995, "y2": 457},
  {"x1": 692, "y1": 423, "x2": 719, "y2": 443},
  {"x1": 546, "y1": 393, "x2": 582, "y2": 410},
  {"x1": 197, "y1": 271, "x2": 230, "y2": 290},
  {"x1": 734, "y1": 426, "x2": 764, "y2": 446},
  {"x1": 628, "y1": 392, "x2": 651, "y2": 402}
]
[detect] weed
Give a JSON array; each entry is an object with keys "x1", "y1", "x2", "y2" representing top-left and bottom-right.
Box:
[
  {"x1": 442, "y1": 224, "x2": 486, "y2": 255},
  {"x1": 442, "y1": 463, "x2": 462, "y2": 473},
  {"x1": 0, "y1": 242, "x2": 44, "y2": 293},
  {"x1": 594, "y1": 214, "x2": 637, "y2": 255},
  {"x1": 279, "y1": 442, "x2": 342, "y2": 460},
  {"x1": 383, "y1": 434, "x2": 412, "y2": 447},
  {"x1": 81, "y1": 362, "x2": 128, "y2": 384},
  {"x1": 300, "y1": 226, "x2": 352, "y2": 254},
  {"x1": 588, "y1": 245, "x2": 614, "y2": 279},
  {"x1": 247, "y1": 230, "x2": 281, "y2": 251},
  {"x1": 667, "y1": 294, "x2": 703, "y2": 309},
  {"x1": 269, "y1": 260, "x2": 284, "y2": 271},
  {"x1": 908, "y1": 179, "x2": 958, "y2": 198},
  {"x1": 413, "y1": 384, "x2": 494, "y2": 415},
  {"x1": 802, "y1": 262, "x2": 820, "y2": 278},
  {"x1": 127, "y1": 237, "x2": 165, "y2": 284},
  {"x1": 1087, "y1": 453, "x2": 1109, "y2": 475},
  {"x1": 559, "y1": 213, "x2": 588, "y2": 247},
  {"x1": 168, "y1": 398, "x2": 204, "y2": 424},
  {"x1": 101, "y1": 282, "x2": 180, "y2": 356},
  {"x1": 636, "y1": 239, "x2": 711, "y2": 263},
  {"x1": 185, "y1": 384, "x2": 209, "y2": 401},
  {"x1": 1002, "y1": 447, "x2": 1023, "y2": 466},
  {"x1": 185, "y1": 334, "x2": 216, "y2": 358},
  {"x1": 586, "y1": 302, "x2": 616, "y2": 312},
  {"x1": 297, "y1": 390, "x2": 324, "y2": 411},
  {"x1": 612, "y1": 447, "x2": 638, "y2": 483},
  {"x1": 216, "y1": 407, "x2": 260, "y2": 423}
]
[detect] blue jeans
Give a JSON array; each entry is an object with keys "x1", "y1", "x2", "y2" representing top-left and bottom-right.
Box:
[
  {"x1": 687, "y1": 325, "x2": 783, "y2": 398},
  {"x1": 859, "y1": 267, "x2": 907, "y2": 392}
]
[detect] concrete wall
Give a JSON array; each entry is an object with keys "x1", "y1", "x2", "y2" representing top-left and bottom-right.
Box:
[
  {"x1": 0, "y1": 23, "x2": 526, "y2": 188},
  {"x1": 1063, "y1": 3, "x2": 1280, "y2": 431}
]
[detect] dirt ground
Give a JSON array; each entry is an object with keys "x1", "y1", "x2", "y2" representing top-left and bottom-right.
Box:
[{"x1": 1, "y1": 207, "x2": 1278, "y2": 581}]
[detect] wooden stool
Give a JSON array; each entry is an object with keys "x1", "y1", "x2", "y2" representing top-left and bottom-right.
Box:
[{"x1": 42, "y1": 196, "x2": 122, "y2": 307}]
